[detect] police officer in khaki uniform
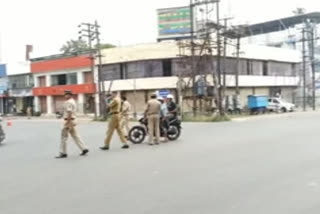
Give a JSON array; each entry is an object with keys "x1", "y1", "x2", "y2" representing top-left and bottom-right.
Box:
[
  {"x1": 145, "y1": 93, "x2": 161, "y2": 145},
  {"x1": 120, "y1": 95, "x2": 131, "y2": 139},
  {"x1": 56, "y1": 90, "x2": 89, "y2": 158},
  {"x1": 100, "y1": 91, "x2": 129, "y2": 150}
]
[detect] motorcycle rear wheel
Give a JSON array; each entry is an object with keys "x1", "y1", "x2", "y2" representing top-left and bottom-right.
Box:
[
  {"x1": 167, "y1": 125, "x2": 181, "y2": 141},
  {"x1": 128, "y1": 126, "x2": 146, "y2": 144}
]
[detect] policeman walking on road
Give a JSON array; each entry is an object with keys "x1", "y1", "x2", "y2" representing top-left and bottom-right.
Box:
[
  {"x1": 145, "y1": 93, "x2": 161, "y2": 145},
  {"x1": 120, "y1": 95, "x2": 131, "y2": 139},
  {"x1": 100, "y1": 91, "x2": 129, "y2": 150},
  {"x1": 56, "y1": 90, "x2": 89, "y2": 159}
]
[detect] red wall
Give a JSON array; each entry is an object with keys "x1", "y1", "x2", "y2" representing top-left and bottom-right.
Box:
[
  {"x1": 33, "y1": 83, "x2": 96, "y2": 96},
  {"x1": 31, "y1": 55, "x2": 91, "y2": 73}
]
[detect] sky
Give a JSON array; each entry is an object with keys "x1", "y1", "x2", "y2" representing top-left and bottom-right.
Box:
[{"x1": 0, "y1": 0, "x2": 318, "y2": 63}]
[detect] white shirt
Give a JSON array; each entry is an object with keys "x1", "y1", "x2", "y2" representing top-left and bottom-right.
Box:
[
  {"x1": 121, "y1": 100, "x2": 131, "y2": 116},
  {"x1": 63, "y1": 98, "x2": 77, "y2": 119}
]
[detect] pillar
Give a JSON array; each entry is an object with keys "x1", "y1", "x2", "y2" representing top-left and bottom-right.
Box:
[
  {"x1": 77, "y1": 71, "x2": 84, "y2": 84},
  {"x1": 45, "y1": 75, "x2": 51, "y2": 87},
  {"x1": 34, "y1": 96, "x2": 40, "y2": 112},
  {"x1": 47, "y1": 96, "x2": 53, "y2": 114},
  {"x1": 95, "y1": 93, "x2": 100, "y2": 117},
  {"x1": 78, "y1": 93, "x2": 85, "y2": 114}
]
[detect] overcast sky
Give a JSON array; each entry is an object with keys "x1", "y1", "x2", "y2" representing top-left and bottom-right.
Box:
[{"x1": 0, "y1": 0, "x2": 317, "y2": 63}]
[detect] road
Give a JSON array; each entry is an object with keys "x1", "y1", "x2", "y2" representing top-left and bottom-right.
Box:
[{"x1": 1, "y1": 113, "x2": 320, "y2": 214}]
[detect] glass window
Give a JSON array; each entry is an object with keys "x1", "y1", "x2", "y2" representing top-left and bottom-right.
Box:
[{"x1": 67, "y1": 73, "x2": 77, "y2": 85}]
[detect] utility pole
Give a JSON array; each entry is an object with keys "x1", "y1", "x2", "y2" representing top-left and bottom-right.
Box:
[
  {"x1": 190, "y1": 0, "x2": 197, "y2": 117},
  {"x1": 79, "y1": 22, "x2": 97, "y2": 119},
  {"x1": 94, "y1": 20, "x2": 107, "y2": 119},
  {"x1": 222, "y1": 17, "x2": 232, "y2": 100},
  {"x1": 216, "y1": 0, "x2": 224, "y2": 116},
  {"x1": 302, "y1": 29, "x2": 307, "y2": 111},
  {"x1": 79, "y1": 21, "x2": 106, "y2": 118},
  {"x1": 310, "y1": 28, "x2": 316, "y2": 111},
  {"x1": 235, "y1": 35, "x2": 241, "y2": 95}
]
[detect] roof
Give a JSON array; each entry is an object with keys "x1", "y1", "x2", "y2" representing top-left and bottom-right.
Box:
[
  {"x1": 30, "y1": 51, "x2": 91, "y2": 62},
  {"x1": 236, "y1": 12, "x2": 320, "y2": 38},
  {"x1": 99, "y1": 41, "x2": 301, "y2": 65}
]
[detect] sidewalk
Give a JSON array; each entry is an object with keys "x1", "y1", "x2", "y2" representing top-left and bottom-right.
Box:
[{"x1": 232, "y1": 110, "x2": 320, "y2": 122}]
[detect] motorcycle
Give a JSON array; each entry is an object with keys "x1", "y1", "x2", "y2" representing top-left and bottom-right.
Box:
[
  {"x1": 56, "y1": 112, "x2": 63, "y2": 119},
  {"x1": 0, "y1": 118, "x2": 5, "y2": 144},
  {"x1": 128, "y1": 115, "x2": 182, "y2": 144}
]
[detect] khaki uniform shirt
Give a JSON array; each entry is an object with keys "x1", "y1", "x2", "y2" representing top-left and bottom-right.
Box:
[
  {"x1": 109, "y1": 97, "x2": 121, "y2": 114},
  {"x1": 121, "y1": 101, "x2": 131, "y2": 116},
  {"x1": 146, "y1": 99, "x2": 161, "y2": 116},
  {"x1": 63, "y1": 98, "x2": 77, "y2": 119}
]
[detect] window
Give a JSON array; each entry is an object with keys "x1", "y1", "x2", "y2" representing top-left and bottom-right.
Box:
[
  {"x1": 51, "y1": 73, "x2": 77, "y2": 86},
  {"x1": 247, "y1": 60, "x2": 253, "y2": 75},
  {"x1": 51, "y1": 74, "x2": 66, "y2": 86},
  {"x1": 163, "y1": 59, "x2": 172, "y2": 77},
  {"x1": 263, "y1": 61, "x2": 268, "y2": 76},
  {"x1": 67, "y1": 73, "x2": 77, "y2": 85},
  {"x1": 84, "y1": 72, "x2": 93, "y2": 83},
  {"x1": 38, "y1": 76, "x2": 46, "y2": 87}
]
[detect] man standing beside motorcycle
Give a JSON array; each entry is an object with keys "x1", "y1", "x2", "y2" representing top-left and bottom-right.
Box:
[
  {"x1": 158, "y1": 96, "x2": 169, "y2": 142},
  {"x1": 145, "y1": 93, "x2": 161, "y2": 145}
]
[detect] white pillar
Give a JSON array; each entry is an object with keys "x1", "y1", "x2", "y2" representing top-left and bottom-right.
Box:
[
  {"x1": 34, "y1": 75, "x2": 39, "y2": 87},
  {"x1": 94, "y1": 67, "x2": 100, "y2": 117},
  {"x1": 77, "y1": 71, "x2": 84, "y2": 84},
  {"x1": 78, "y1": 93, "x2": 85, "y2": 114},
  {"x1": 95, "y1": 93, "x2": 100, "y2": 116},
  {"x1": 34, "y1": 96, "x2": 40, "y2": 112},
  {"x1": 47, "y1": 96, "x2": 53, "y2": 114},
  {"x1": 45, "y1": 75, "x2": 51, "y2": 87}
]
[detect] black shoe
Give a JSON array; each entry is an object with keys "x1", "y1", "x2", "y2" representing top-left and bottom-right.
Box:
[
  {"x1": 55, "y1": 153, "x2": 67, "y2": 159},
  {"x1": 80, "y1": 149, "x2": 89, "y2": 156},
  {"x1": 100, "y1": 146, "x2": 109, "y2": 151},
  {"x1": 121, "y1": 144, "x2": 129, "y2": 149}
]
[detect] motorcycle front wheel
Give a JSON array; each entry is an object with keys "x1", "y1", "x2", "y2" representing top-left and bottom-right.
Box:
[{"x1": 167, "y1": 125, "x2": 181, "y2": 141}]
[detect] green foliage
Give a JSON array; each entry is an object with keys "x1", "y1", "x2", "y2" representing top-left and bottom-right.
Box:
[
  {"x1": 60, "y1": 39, "x2": 116, "y2": 54},
  {"x1": 60, "y1": 39, "x2": 89, "y2": 54}
]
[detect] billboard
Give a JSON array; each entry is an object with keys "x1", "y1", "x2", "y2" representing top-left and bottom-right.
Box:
[{"x1": 157, "y1": 6, "x2": 193, "y2": 39}]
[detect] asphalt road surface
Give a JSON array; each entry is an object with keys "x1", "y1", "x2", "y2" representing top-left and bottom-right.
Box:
[{"x1": 1, "y1": 113, "x2": 320, "y2": 214}]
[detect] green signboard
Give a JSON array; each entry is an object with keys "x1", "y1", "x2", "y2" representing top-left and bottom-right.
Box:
[{"x1": 158, "y1": 7, "x2": 192, "y2": 37}]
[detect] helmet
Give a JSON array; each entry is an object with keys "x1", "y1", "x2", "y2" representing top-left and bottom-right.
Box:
[
  {"x1": 157, "y1": 96, "x2": 164, "y2": 101},
  {"x1": 167, "y1": 94, "x2": 174, "y2": 99}
]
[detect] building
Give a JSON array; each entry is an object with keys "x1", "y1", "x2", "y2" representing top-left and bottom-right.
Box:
[
  {"x1": 6, "y1": 61, "x2": 33, "y2": 115},
  {"x1": 237, "y1": 12, "x2": 320, "y2": 106},
  {"x1": 97, "y1": 42, "x2": 300, "y2": 115},
  {"x1": 0, "y1": 64, "x2": 9, "y2": 115},
  {"x1": 31, "y1": 53, "x2": 96, "y2": 116},
  {"x1": 7, "y1": 73, "x2": 34, "y2": 115}
]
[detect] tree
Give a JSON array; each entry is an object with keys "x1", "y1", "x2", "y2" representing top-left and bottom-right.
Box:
[
  {"x1": 95, "y1": 43, "x2": 116, "y2": 49},
  {"x1": 60, "y1": 39, "x2": 90, "y2": 54},
  {"x1": 60, "y1": 39, "x2": 116, "y2": 54}
]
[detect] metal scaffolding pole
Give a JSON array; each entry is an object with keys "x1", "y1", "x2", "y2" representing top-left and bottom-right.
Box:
[{"x1": 302, "y1": 29, "x2": 307, "y2": 111}]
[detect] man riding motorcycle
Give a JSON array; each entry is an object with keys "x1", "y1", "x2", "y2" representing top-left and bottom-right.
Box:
[{"x1": 166, "y1": 94, "x2": 178, "y2": 118}]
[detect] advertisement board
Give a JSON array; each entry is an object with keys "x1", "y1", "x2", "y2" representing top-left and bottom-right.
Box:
[{"x1": 157, "y1": 6, "x2": 193, "y2": 39}]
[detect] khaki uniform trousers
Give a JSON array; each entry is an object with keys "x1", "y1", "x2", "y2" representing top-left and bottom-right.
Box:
[
  {"x1": 120, "y1": 115, "x2": 130, "y2": 137},
  {"x1": 60, "y1": 121, "x2": 87, "y2": 154},
  {"x1": 105, "y1": 114, "x2": 127, "y2": 146},
  {"x1": 148, "y1": 114, "x2": 160, "y2": 144}
]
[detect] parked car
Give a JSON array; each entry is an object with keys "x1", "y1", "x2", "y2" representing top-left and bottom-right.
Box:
[{"x1": 267, "y1": 98, "x2": 295, "y2": 113}]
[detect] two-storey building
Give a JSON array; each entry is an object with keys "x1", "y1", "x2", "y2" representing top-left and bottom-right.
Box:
[{"x1": 31, "y1": 53, "x2": 96, "y2": 115}]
